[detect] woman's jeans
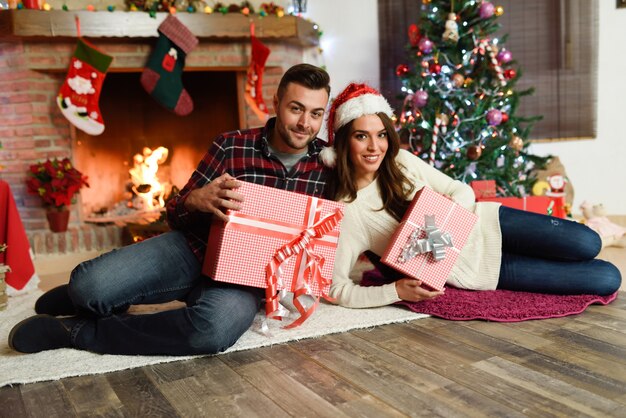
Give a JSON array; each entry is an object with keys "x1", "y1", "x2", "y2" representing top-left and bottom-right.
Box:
[
  {"x1": 67, "y1": 231, "x2": 264, "y2": 356},
  {"x1": 497, "y1": 206, "x2": 621, "y2": 295}
]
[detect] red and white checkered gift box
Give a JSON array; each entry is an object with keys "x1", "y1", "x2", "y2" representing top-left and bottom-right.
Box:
[
  {"x1": 381, "y1": 187, "x2": 478, "y2": 291},
  {"x1": 202, "y1": 181, "x2": 344, "y2": 297}
]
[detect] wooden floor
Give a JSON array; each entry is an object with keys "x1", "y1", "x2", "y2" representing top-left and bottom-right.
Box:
[
  {"x1": 2, "y1": 221, "x2": 625, "y2": 417},
  {"x1": 1, "y1": 296, "x2": 625, "y2": 417}
]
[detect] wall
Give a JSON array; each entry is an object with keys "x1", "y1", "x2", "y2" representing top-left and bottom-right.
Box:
[{"x1": 305, "y1": 0, "x2": 626, "y2": 214}]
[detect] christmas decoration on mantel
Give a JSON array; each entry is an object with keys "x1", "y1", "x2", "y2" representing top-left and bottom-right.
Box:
[
  {"x1": 244, "y1": 21, "x2": 271, "y2": 122},
  {"x1": 395, "y1": 0, "x2": 550, "y2": 197},
  {"x1": 140, "y1": 14, "x2": 198, "y2": 115},
  {"x1": 56, "y1": 17, "x2": 113, "y2": 135}
]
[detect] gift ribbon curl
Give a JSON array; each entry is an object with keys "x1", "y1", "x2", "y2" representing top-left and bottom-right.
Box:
[
  {"x1": 265, "y1": 208, "x2": 343, "y2": 329},
  {"x1": 398, "y1": 215, "x2": 454, "y2": 263}
]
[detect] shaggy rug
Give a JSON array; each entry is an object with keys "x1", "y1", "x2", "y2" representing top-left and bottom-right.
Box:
[
  {"x1": 362, "y1": 268, "x2": 618, "y2": 321},
  {"x1": 0, "y1": 291, "x2": 426, "y2": 387}
]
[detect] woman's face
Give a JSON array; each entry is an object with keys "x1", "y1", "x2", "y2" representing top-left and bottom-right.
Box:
[{"x1": 348, "y1": 114, "x2": 389, "y2": 189}]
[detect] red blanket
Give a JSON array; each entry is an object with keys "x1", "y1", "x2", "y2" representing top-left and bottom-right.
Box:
[{"x1": 0, "y1": 180, "x2": 36, "y2": 290}]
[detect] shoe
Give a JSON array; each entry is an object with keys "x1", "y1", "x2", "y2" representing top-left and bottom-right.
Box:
[
  {"x1": 35, "y1": 284, "x2": 76, "y2": 316},
  {"x1": 8, "y1": 314, "x2": 77, "y2": 353}
]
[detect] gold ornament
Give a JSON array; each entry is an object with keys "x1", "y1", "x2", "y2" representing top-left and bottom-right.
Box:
[
  {"x1": 467, "y1": 145, "x2": 482, "y2": 160},
  {"x1": 532, "y1": 180, "x2": 550, "y2": 196},
  {"x1": 438, "y1": 113, "x2": 450, "y2": 125},
  {"x1": 509, "y1": 135, "x2": 524, "y2": 151},
  {"x1": 422, "y1": 0, "x2": 431, "y2": 3},
  {"x1": 495, "y1": 6, "x2": 504, "y2": 16},
  {"x1": 452, "y1": 73, "x2": 465, "y2": 88},
  {"x1": 463, "y1": 77, "x2": 473, "y2": 87}
]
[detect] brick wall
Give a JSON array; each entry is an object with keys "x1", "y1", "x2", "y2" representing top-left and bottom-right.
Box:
[{"x1": 0, "y1": 36, "x2": 312, "y2": 254}]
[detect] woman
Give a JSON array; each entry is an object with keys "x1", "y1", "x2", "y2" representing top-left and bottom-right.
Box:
[{"x1": 320, "y1": 83, "x2": 621, "y2": 308}]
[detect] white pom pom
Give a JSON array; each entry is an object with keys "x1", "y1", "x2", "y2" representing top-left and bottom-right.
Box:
[{"x1": 319, "y1": 146, "x2": 337, "y2": 167}]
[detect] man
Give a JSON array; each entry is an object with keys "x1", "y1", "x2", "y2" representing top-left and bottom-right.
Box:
[{"x1": 9, "y1": 64, "x2": 331, "y2": 355}]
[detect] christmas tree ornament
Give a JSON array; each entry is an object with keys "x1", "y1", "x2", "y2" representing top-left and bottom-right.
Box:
[
  {"x1": 442, "y1": 13, "x2": 459, "y2": 43},
  {"x1": 244, "y1": 22, "x2": 271, "y2": 122},
  {"x1": 495, "y1": 6, "x2": 504, "y2": 16},
  {"x1": 413, "y1": 90, "x2": 429, "y2": 108},
  {"x1": 486, "y1": 109, "x2": 503, "y2": 126},
  {"x1": 463, "y1": 77, "x2": 473, "y2": 87},
  {"x1": 504, "y1": 69, "x2": 517, "y2": 79},
  {"x1": 501, "y1": 112, "x2": 509, "y2": 123},
  {"x1": 429, "y1": 113, "x2": 448, "y2": 166},
  {"x1": 479, "y1": 1, "x2": 495, "y2": 19},
  {"x1": 429, "y1": 61, "x2": 442, "y2": 74},
  {"x1": 56, "y1": 18, "x2": 113, "y2": 136},
  {"x1": 497, "y1": 48, "x2": 512, "y2": 63},
  {"x1": 479, "y1": 39, "x2": 507, "y2": 87},
  {"x1": 395, "y1": 64, "x2": 410, "y2": 77},
  {"x1": 508, "y1": 135, "x2": 524, "y2": 151},
  {"x1": 467, "y1": 144, "x2": 482, "y2": 160},
  {"x1": 408, "y1": 24, "x2": 421, "y2": 47},
  {"x1": 418, "y1": 37, "x2": 434, "y2": 54},
  {"x1": 452, "y1": 73, "x2": 465, "y2": 87},
  {"x1": 140, "y1": 15, "x2": 198, "y2": 116}
]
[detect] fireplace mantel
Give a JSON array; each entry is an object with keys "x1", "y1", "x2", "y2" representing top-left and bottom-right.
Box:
[{"x1": 0, "y1": 10, "x2": 319, "y2": 46}]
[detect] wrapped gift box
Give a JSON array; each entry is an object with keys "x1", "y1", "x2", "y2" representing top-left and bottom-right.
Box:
[
  {"x1": 381, "y1": 187, "x2": 478, "y2": 291},
  {"x1": 202, "y1": 181, "x2": 343, "y2": 297},
  {"x1": 470, "y1": 180, "x2": 497, "y2": 199},
  {"x1": 478, "y1": 196, "x2": 558, "y2": 216}
]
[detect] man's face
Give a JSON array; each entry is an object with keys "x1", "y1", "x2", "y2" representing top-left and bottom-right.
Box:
[{"x1": 271, "y1": 83, "x2": 329, "y2": 154}]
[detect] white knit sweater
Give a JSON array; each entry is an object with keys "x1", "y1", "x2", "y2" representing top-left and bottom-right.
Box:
[{"x1": 329, "y1": 149, "x2": 503, "y2": 308}]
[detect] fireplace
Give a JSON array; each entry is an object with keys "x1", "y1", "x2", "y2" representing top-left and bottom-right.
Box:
[{"x1": 0, "y1": 10, "x2": 320, "y2": 255}]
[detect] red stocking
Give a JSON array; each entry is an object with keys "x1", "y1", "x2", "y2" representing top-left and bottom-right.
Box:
[{"x1": 244, "y1": 23, "x2": 271, "y2": 122}]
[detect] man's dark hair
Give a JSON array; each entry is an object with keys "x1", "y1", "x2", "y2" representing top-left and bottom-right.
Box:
[{"x1": 277, "y1": 64, "x2": 331, "y2": 99}]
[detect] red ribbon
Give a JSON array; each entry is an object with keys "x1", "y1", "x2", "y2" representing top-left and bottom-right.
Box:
[{"x1": 265, "y1": 208, "x2": 343, "y2": 328}]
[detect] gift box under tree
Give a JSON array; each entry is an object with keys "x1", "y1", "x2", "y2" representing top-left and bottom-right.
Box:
[
  {"x1": 469, "y1": 180, "x2": 561, "y2": 217},
  {"x1": 382, "y1": 187, "x2": 478, "y2": 291},
  {"x1": 203, "y1": 181, "x2": 343, "y2": 325}
]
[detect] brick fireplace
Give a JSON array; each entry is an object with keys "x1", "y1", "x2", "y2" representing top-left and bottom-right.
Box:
[{"x1": 0, "y1": 10, "x2": 320, "y2": 255}]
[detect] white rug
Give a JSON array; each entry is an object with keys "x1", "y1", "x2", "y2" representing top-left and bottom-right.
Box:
[{"x1": 0, "y1": 291, "x2": 426, "y2": 387}]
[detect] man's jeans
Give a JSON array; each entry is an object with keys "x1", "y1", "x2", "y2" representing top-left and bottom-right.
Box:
[
  {"x1": 67, "y1": 231, "x2": 264, "y2": 355},
  {"x1": 497, "y1": 206, "x2": 621, "y2": 295}
]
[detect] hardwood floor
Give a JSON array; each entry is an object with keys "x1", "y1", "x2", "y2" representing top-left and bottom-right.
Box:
[{"x1": 1, "y1": 294, "x2": 625, "y2": 417}]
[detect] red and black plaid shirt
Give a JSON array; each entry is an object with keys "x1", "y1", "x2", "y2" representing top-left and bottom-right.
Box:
[{"x1": 166, "y1": 117, "x2": 330, "y2": 261}]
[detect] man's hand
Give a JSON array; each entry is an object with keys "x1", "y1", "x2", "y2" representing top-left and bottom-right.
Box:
[
  {"x1": 184, "y1": 173, "x2": 244, "y2": 222},
  {"x1": 395, "y1": 278, "x2": 444, "y2": 302}
]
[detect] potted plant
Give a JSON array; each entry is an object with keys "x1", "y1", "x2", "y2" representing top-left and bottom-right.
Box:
[{"x1": 26, "y1": 158, "x2": 89, "y2": 232}]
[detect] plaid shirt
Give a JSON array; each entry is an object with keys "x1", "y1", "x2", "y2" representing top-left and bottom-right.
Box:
[{"x1": 166, "y1": 117, "x2": 330, "y2": 261}]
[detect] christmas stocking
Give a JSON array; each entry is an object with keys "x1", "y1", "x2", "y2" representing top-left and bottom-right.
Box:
[
  {"x1": 244, "y1": 23, "x2": 271, "y2": 122},
  {"x1": 141, "y1": 15, "x2": 198, "y2": 116},
  {"x1": 57, "y1": 38, "x2": 113, "y2": 136}
]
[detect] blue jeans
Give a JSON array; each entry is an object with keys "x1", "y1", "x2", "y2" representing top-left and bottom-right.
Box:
[
  {"x1": 497, "y1": 206, "x2": 621, "y2": 295},
  {"x1": 67, "y1": 231, "x2": 264, "y2": 355}
]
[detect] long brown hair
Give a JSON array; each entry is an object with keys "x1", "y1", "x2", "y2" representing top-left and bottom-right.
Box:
[{"x1": 329, "y1": 112, "x2": 415, "y2": 221}]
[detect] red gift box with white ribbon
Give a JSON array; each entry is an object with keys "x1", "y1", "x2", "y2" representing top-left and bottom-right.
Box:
[
  {"x1": 202, "y1": 181, "x2": 343, "y2": 326},
  {"x1": 382, "y1": 187, "x2": 478, "y2": 291}
]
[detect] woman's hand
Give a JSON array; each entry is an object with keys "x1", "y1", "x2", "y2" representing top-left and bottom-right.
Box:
[
  {"x1": 185, "y1": 173, "x2": 244, "y2": 222},
  {"x1": 395, "y1": 278, "x2": 444, "y2": 302}
]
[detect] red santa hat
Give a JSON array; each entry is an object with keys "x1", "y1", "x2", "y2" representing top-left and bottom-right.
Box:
[{"x1": 320, "y1": 83, "x2": 394, "y2": 167}]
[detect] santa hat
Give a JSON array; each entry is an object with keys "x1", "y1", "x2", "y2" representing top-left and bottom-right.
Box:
[{"x1": 319, "y1": 83, "x2": 394, "y2": 167}]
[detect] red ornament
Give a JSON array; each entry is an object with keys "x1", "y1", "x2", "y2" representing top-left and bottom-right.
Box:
[
  {"x1": 504, "y1": 69, "x2": 517, "y2": 79},
  {"x1": 408, "y1": 24, "x2": 421, "y2": 47},
  {"x1": 429, "y1": 62, "x2": 441, "y2": 74},
  {"x1": 396, "y1": 64, "x2": 410, "y2": 77},
  {"x1": 501, "y1": 112, "x2": 509, "y2": 123}
]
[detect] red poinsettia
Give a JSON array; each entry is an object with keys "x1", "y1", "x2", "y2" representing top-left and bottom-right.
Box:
[{"x1": 26, "y1": 158, "x2": 89, "y2": 209}]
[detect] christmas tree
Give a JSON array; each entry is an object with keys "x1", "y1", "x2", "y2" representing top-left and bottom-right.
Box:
[{"x1": 395, "y1": 0, "x2": 549, "y2": 197}]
